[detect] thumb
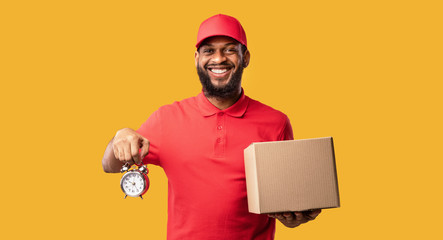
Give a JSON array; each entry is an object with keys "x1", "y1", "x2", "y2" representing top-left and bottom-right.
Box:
[{"x1": 139, "y1": 137, "x2": 150, "y2": 160}]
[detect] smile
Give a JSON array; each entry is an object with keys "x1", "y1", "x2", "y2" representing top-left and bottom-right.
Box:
[
  {"x1": 210, "y1": 69, "x2": 228, "y2": 74},
  {"x1": 207, "y1": 65, "x2": 233, "y2": 76}
]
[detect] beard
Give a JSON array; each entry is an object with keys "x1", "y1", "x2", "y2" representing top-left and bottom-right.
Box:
[{"x1": 197, "y1": 62, "x2": 244, "y2": 99}]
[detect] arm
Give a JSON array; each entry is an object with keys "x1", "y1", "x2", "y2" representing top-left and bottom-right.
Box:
[
  {"x1": 102, "y1": 128, "x2": 150, "y2": 173},
  {"x1": 268, "y1": 209, "x2": 321, "y2": 228}
]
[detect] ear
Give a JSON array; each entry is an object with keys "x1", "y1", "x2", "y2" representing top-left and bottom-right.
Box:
[
  {"x1": 243, "y1": 49, "x2": 250, "y2": 68},
  {"x1": 195, "y1": 50, "x2": 199, "y2": 67}
]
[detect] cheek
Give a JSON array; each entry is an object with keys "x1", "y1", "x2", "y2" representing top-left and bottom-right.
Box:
[
  {"x1": 198, "y1": 62, "x2": 206, "y2": 71},
  {"x1": 198, "y1": 59, "x2": 208, "y2": 69},
  {"x1": 228, "y1": 56, "x2": 241, "y2": 67}
]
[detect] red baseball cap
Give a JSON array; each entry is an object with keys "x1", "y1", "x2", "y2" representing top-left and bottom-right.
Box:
[{"x1": 196, "y1": 14, "x2": 247, "y2": 49}]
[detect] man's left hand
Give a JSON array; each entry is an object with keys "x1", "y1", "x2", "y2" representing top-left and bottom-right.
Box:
[{"x1": 267, "y1": 209, "x2": 322, "y2": 228}]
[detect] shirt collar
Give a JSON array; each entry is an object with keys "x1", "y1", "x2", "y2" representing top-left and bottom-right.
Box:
[{"x1": 197, "y1": 89, "x2": 249, "y2": 118}]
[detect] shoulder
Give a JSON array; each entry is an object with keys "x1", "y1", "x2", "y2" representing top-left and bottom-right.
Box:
[
  {"x1": 154, "y1": 95, "x2": 199, "y2": 117},
  {"x1": 244, "y1": 95, "x2": 293, "y2": 140},
  {"x1": 246, "y1": 96, "x2": 289, "y2": 122}
]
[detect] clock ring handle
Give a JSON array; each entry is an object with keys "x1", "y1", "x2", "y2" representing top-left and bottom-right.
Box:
[{"x1": 120, "y1": 162, "x2": 131, "y2": 173}]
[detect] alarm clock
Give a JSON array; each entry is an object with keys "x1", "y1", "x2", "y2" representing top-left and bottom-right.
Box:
[{"x1": 120, "y1": 163, "x2": 150, "y2": 199}]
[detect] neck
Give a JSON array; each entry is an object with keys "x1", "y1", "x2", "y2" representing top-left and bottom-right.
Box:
[{"x1": 204, "y1": 88, "x2": 242, "y2": 110}]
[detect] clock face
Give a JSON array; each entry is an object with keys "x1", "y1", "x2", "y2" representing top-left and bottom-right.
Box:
[{"x1": 120, "y1": 172, "x2": 146, "y2": 197}]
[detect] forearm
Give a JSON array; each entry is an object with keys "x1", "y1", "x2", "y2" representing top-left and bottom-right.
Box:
[{"x1": 102, "y1": 137, "x2": 123, "y2": 173}]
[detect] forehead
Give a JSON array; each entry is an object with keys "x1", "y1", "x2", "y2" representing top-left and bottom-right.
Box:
[{"x1": 200, "y1": 36, "x2": 240, "y2": 47}]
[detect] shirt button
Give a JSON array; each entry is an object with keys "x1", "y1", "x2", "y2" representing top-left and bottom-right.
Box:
[
  {"x1": 216, "y1": 138, "x2": 221, "y2": 143},
  {"x1": 218, "y1": 112, "x2": 224, "y2": 116},
  {"x1": 217, "y1": 126, "x2": 223, "y2": 130}
]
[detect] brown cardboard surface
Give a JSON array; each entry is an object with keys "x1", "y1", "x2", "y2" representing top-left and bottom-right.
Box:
[{"x1": 244, "y1": 137, "x2": 340, "y2": 214}]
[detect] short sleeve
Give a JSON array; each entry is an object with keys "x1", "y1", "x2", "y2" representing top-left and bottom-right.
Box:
[
  {"x1": 136, "y1": 109, "x2": 162, "y2": 166},
  {"x1": 278, "y1": 116, "x2": 294, "y2": 141}
]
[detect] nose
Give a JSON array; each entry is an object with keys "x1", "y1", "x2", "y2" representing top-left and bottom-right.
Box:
[{"x1": 211, "y1": 49, "x2": 227, "y2": 64}]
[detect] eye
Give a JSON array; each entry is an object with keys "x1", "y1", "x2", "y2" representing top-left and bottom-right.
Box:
[
  {"x1": 226, "y1": 48, "x2": 237, "y2": 53},
  {"x1": 202, "y1": 48, "x2": 214, "y2": 54}
]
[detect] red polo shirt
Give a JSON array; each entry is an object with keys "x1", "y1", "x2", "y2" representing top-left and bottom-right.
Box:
[{"x1": 137, "y1": 91, "x2": 293, "y2": 240}]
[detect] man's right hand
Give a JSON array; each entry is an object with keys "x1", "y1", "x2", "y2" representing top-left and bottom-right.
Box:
[
  {"x1": 103, "y1": 128, "x2": 150, "y2": 173},
  {"x1": 112, "y1": 128, "x2": 150, "y2": 166}
]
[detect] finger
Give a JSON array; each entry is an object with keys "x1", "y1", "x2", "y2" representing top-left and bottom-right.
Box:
[
  {"x1": 306, "y1": 209, "x2": 322, "y2": 220},
  {"x1": 283, "y1": 212, "x2": 294, "y2": 221},
  {"x1": 113, "y1": 143, "x2": 120, "y2": 160},
  {"x1": 294, "y1": 212, "x2": 304, "y2": 222},
  {"x1": 139, "y1": 137, "x2": 150, "y2": 160},
  {"x1": 130, "y1": 138, "x2": 141, "y2": 164},
  {"x1": 117, "y1": 145, "x2": 126, "y2": 162},
  {"x1": 126, "y1": 159, "x2": 135, "y2": 166},
  {"x1": 276, "y1": 213, "x2": 284, "y2": 220},
  {"x1": 122, "y1": 141, "x2": 132, "y2": 162}
]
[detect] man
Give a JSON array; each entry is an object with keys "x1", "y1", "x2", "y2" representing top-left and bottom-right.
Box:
[{"x1": 102, "y1": 14, "x2": 321, "y2": 239}]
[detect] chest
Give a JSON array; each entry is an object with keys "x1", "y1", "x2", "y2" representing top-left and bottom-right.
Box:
[{"x1": 159, "y1": 113, "x2": 281, "y2": 178}]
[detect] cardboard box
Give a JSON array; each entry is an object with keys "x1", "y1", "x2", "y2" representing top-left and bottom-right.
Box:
[{"x1": 244, "y1": 137, "x2": 340, "y2": 214}]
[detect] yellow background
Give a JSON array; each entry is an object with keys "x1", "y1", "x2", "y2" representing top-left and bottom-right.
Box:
[{"x1": 1, "y1": 0, "x2": 442, "y2": 239}]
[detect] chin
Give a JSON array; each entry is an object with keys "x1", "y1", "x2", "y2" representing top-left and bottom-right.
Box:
[
  {"x1": 211, "y1": 81, "x2": 230, "y2": 89},
  {"x1": 211, "y1": 77, "x2": 231, "y2": 85}
]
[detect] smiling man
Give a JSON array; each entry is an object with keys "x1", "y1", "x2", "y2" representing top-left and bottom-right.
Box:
[
  {"x1": 102, "y1": 14, "x2": 321, "y2": 240},
  {"x1": 196, "y1": 35, "x2": 248, "y2": 109}
]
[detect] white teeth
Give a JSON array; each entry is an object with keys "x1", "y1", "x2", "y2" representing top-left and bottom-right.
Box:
[{"x1": 210, "y1": 69, "x2": 228, "y2": 74}]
